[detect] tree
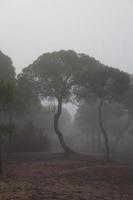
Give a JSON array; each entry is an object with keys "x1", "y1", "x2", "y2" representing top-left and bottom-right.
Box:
[
  {"x1": 73, "y1": 100, "x2": 101, "y2": 153},
  {"x1": 111, "y1": 109, "x2": 131, "y2": 153},
  {"x1": 0, "y1": 51, "x2": 15, "y2": 82},
  {"x1": 0, "y1": 80, "x2": 15, "y2": 174},
  {"x1": 19, "y1": 50, "x2": 81, "y2": 154},
  {"x1": 8, "y1": 120, "x2": 51, "y2": 153},
  {"x1": 111, "y1": 82, "x2": 133, "y2": 152},
  {"x1": 76, "y1": 60, "x2": 130, "y2": 160},
  {"x1": 0, "y1": 50, "x2": 16, "y2": 174}
]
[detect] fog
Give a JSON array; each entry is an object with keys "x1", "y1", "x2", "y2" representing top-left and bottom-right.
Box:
[
  {"x1": 1, "y1": 2, "x2": 133, "y2": 199},
  {"x1": 0, "y1": 0, "x2": 133, "y2": 74}
]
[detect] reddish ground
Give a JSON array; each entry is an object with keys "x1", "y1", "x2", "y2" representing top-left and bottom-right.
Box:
[{"x1": 0, "y1": 155, "x2": 133, "y2": 200}]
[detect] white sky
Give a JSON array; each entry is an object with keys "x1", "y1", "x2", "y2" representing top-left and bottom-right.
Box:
[{"x1": 0, "y1": 0, "x2": 133, "y2": 74}]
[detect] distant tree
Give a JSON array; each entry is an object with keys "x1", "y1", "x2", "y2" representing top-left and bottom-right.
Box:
[
  {"x1": 111, "y1": 82, "x2": 133, "y2": 152},
  {"x1": 73, "y1": 100, "x2": 101, "y2": 153},
  {"x1": 20, "y1": 50, "x2": 81, "y2": 154},
  {"x1": 60, "y1": 107, "x2": 73, "y2": 134},
  {"x1": 8, "y1": 120, "x2": 50, "y2": 153}
]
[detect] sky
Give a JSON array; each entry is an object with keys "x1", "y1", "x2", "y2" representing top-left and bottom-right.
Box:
[{"x1": 0, "y1": 0, "x2": 133, "y2": 74}]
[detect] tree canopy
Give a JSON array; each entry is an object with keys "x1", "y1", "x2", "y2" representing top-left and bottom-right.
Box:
[{"x1": 0, "y1": 51, "x2": 15, "y2": 82}]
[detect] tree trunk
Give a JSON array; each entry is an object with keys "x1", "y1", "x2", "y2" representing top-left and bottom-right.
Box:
[
  {"x1": 98, "y1": 98, "x2": 110, "y2": 161},
  {"x1": 0, "y1": 135, "x2": 2, "y2": 174},
  {"x1": 54, "y1": 98, "x2": 75, "y2": 154},
  {"x1": 111, "y1": 115, "x2": 131, "y2": 153},
  {"x1": 7, "y1": 107, "x2": 13, "y2": 152}
]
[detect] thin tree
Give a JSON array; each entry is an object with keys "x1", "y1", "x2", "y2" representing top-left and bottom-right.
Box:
[{"x1": 76, "y1": 62, "x2": 130, "y2": 161}]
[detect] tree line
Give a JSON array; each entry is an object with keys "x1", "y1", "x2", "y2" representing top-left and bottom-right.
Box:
[{"x1": 0, "y1": 50, "x2": 133, "y2": 173}]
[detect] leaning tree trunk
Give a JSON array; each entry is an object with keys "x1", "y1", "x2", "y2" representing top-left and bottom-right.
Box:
[
  {"x1": 111, "y1": 115, "x2": 131, "y2": 153},
  {"x1": 54, "y1": 98, "x2": 75, "y2": 154},
  {"x1": 98, "y1": 98, "x2": 110, "y2": 161},
  {"x1": 0, "y1": 135, "x2": 2, "y2": 174}
]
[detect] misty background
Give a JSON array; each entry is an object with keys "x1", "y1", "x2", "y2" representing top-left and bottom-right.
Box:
[
  {"x1": 0, "y1": 0, "x2": 133, "y2": 74},
  {"x1": 0, "y1": 0, "x2": 133, "y2": 160},
  {"x1": 1, "y1": 3, "x2": 133, "y2": 200}
]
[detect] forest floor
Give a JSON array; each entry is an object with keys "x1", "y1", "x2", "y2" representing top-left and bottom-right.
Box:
[{"x1": 0, "y1": 153, "x2": 133, "y2": 200}]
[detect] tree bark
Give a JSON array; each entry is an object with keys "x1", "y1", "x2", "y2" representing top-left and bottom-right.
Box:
[
  {"x1": 111, "y1": 115, "x2": 131, "y2": 153},
  {"x1": 54, "y1": 98, "x2": 75, "y2": 154},
  {"x1": 98, "y1": 98, "x2": 110, "y2": 161}
]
